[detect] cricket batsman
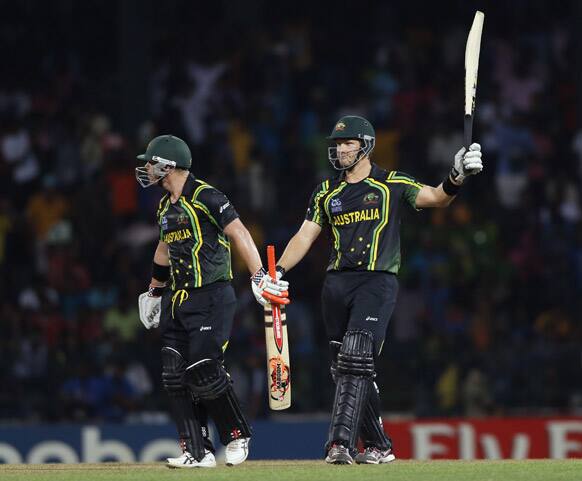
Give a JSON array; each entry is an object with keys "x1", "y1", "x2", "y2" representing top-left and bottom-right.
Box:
[
  {"x1": 275, "y1": 116, "x2": 483, "y2": 464},
  {"x1": 135, "y1": 135, "x2": 288, "y2": 468}
]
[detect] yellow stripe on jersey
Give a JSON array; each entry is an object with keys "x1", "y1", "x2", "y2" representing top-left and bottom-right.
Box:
[
  {"x1": 218, "y1": 234, "x2": 233, "y2": 278},
  {"x1": 323, "y1": 182, "x2": 348, "y2": 269},
  {"x1": 157, "y1": 194, "x2": 169, "y2": 218},
  {"x1": 193, "y1": 201, "x2": 220, "y2": 228},
  {"x1": 364, "y1": 178, "x2": 390, "y2": 270},
  {"x1": 158, "y1": 197, "x2": 171, "y2": 240},
  {"x1": 192, "y1": 180, "x2": 212, "y2": 201},
  {"x1": 179, "y1": 198, "x2": 204, "y2": 287},
  {"x1": 387, "y1": 171, "x2": 423, "y2": 189},
  {"x1": 313, "y1": 180, "x2": 330, "y2": 225},
  {"x1": 386, "y1": 179, "x2": 424, "y2": 189},
  {"x1": 191, "y1": 180, "x2": 226, "y2": 229}
]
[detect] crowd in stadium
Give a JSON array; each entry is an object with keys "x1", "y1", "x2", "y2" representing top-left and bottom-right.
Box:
[{"x1": 1, "y1": 1, "x2": 580, "y2": 422}]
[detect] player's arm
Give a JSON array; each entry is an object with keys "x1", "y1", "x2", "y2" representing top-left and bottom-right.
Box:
[
  {"x1": 415, "y1": 184, "x2": 456, "y2": 208},
  {"x1": 277, "y1": 220, "x2": 322, "y2": 273},
  {"x1": 150, "y1": 241, "x2": 170, "y2": 287},
  {"x1": 224, "y1": 218, "x2": 262, "y2": 275},
  {"x1": 416, "y1": 142, "x2": 483, "y2": 209},
  {"x1": 224, "y1": 218, "x2": 289, "y2": 306},
  {"x1": 200, "y1": 186, "x2": 287, "y2": 305}
]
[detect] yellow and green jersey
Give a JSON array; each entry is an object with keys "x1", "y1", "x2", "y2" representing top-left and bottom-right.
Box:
[
  {"x1": 156, "y1": 174, "x2": 237, "y2": 291},
  {"x1": 306, "y1": 164, "x2": 423, "y2": 274}
]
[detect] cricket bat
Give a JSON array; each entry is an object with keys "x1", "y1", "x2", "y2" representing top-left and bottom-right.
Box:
[
  {"x1": 464, "y1": 11, "x2": 485, "y2": 150},
  {"x1": 263, "y1": 245, "x2": 291, "y2": 410}
]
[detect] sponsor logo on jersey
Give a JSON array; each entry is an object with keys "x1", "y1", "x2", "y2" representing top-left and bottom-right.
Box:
[
  {"x1": 163, "y1": 228, "x2": 192, "y2": 243},
  {"x1": 365, "y1": 316, "x2": 379, "y2": 322},
  {"x1": 161, "y1": 216, "x2": 168, "y2": 231},
  {"x1": 363, "y1": 192, "x2": 380, "y2": 205},
  {"x1": 330, "y1": 198, "x2": 343, "y2": 213},
  {"x1": 332, "y1": 208, "x2": 380, "y2": 226},
  {"x1": 219, "y1": 202, "x2": 230, "y2": 213}
]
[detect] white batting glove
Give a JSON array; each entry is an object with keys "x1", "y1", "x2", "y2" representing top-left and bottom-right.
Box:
[
  {"x1": 251, "y1": 267, "x2": 290, "y2": 307},
  {"x1": 138, "y1": 287, "x2": 162, "y2": 329},
  {"x1": 450, "y1": 143, "x2": 483, "y2": 184}
]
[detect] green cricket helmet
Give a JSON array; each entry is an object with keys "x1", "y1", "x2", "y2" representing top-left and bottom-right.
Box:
[
  {"x1": 327, "y1": 115, "x2": 376, "y2": 170},
  {"x1": 135, "y1": 135, "x2": 192, "y2": 187}
]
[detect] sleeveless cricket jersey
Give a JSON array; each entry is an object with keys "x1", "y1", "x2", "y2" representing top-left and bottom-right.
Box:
[
  {"x1": 156, "y1": 174, "x2": 238, "y2": 291},
  {"x1": 306, "y1": 164, "x2": 423, "y2": 274}
]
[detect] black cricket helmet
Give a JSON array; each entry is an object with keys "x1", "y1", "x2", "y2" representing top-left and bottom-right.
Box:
[
  {"x1": 327, "y1": 116, "x2": 375, "y2": 170},
  {"x1": 135, "y1": 135, "x2": 192, "y2": 187}
]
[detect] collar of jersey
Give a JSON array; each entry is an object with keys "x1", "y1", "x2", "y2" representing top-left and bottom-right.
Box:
[
  {"x1": 179, "y1": 173, "x2": 198, "y2": 198},
  {"x1": 337, "y1": 162, "x2": 385, "y2": 184}
]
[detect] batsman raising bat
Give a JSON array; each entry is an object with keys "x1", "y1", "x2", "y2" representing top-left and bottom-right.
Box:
[{"x1": 275, "y1": 114, "x2": 483, "y2": 464}]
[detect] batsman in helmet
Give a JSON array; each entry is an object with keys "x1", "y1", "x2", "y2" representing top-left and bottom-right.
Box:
[
  {"x1": 135, "y1": 135, "x2": 289, "y2": 468},
  {"x1": 275, "y1": 116, "x2": 483, "y2": 464}
]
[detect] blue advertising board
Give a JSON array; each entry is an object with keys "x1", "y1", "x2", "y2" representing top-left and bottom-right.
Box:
[{"x1": 0, "y1": 421, "x2": 329, "y2": 463}]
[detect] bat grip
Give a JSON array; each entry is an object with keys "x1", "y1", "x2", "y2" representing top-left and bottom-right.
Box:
[
  {"x1": 267, "y1": 245, "x2": 276, "y2": 278},
  {"x1": 464, "y1": 114, "x2": 473, "y2": 150}
]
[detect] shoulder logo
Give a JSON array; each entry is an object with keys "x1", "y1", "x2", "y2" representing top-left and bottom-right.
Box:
[
  {"x1": 363, "y1": 192, "x2": 380, "y2": 205},
  {"x1": 219, "y1": 201, "x2": 230, "y2": 213},
  {"x1": 335, "y1": 121, "x2": 346, "y2": 131}
]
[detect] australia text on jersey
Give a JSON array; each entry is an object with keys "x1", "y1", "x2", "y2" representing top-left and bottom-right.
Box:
[
  {"x1": 163, "y1": 228, "x2": 192, "y2": 243},
  {"x1": 331, "y1": 207, "x2": 380, "y2": 226}
]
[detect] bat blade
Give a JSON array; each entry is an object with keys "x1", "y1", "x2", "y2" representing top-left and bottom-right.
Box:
[
  {"x1": 264, "y1": 245, "x2": 291, "y2": 410},
  {"x1": 464, "y1": 10, "x2": 484, "y2": 148}
]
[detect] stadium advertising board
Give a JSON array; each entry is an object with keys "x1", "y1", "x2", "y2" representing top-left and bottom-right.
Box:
[{"x1": 0, "y1": 418, "x2": 580, "y2": 463}]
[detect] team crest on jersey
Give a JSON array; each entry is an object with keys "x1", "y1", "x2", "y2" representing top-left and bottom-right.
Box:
[
  {"x1": 363, "y1": 192, "x2": 380, "y2": 205},
  {"x1": 177, "y1": 213, "x2": 189, "y2": 226},
  {"x1": 335, "y1": 121, "x2": 346, "y2": 131},
  {"x1": 161, "y1": 216, "x2": 168, "y2": 231},
  {"x1": 330, "y1": 198, "x2": 343, "y2": 213}
]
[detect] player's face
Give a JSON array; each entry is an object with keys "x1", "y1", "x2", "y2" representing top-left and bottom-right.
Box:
[
  {"x1": 136, "y1": 158, "x2": 174, "y2": 188},
  {"x1": 336, "y1": 139, "x2": 361, "y2": 167},
  {"x1": 147, "y1": 161, "x2": 172, "y2": 186},
  {"x1": 145, "y1": 162, "x2": 158, "y2": 184}
]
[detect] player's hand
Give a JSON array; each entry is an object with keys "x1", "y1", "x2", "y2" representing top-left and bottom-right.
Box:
[
  {"x1": 450, "y1": 143, "x2": 483, "y2": 184},
  {"x1": 251, "y1": 267, "x2": 290, "y2": 307},
  {"x1": 138, "y1": 286, "x2": 163, "y2": 329}
]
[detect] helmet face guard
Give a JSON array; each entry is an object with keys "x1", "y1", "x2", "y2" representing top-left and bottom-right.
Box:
[
  {"x1": 328, "y1": 135, "x2": 375, "y2": 171},
  {"x1": 135, "y1": 155, "x2": 177, "y2": 188}
]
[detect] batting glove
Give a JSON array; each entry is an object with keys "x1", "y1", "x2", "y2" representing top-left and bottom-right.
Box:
[
  {"x1": 251, "y1": 267, "x2": 290, "y2": 307},
  {"x1": 450, "y1": 143, "x2": 483, "y2": 184},
  {"x1": 138, "y1": 286, "x2": 163, "y2": 329}
]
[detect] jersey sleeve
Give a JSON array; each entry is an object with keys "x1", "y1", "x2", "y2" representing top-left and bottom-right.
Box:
[
  {"x1": 305, "y1": 181, "x2": 330, "y2": 226},
  {"x1": 195, "y1": 187, "x2": 239, "y2": 230},
  {"x1": 386, "y1": 171, "x2": 423, "y2": 209}
]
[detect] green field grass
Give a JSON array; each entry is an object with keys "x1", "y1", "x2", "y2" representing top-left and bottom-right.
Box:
[{"x1": 1, "y1": 460, "x2": 582, "y2": 481}]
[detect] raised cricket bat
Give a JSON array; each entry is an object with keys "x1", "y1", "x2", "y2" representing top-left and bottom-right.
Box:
[
  {"x1": 263, "y1": 245, "x2": 291, "y2": 410},
  {"x1": 464, "y1": 10, "x2": 485, "y2": 150}
]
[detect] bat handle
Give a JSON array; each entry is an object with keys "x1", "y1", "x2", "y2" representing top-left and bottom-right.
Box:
[
  {"x1": 267, "y1": 245, "x2": 276, "y2": 279},
  {"x1": 464, "y1": 114, "x2": 473, "y2": 150}
]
